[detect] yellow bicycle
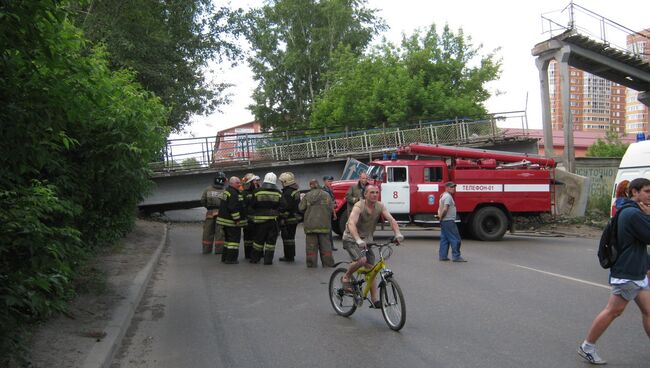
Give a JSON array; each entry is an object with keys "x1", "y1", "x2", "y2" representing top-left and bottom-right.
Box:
[{"x1": 328, "y1": 239, "x2": 406, "y2": 331}]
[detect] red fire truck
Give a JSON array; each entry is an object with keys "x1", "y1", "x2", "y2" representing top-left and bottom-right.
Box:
[{"x1": 330, "y1": 143, "x2": 556, "y2": 241}]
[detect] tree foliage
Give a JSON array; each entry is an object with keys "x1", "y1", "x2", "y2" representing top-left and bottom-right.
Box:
[
  {"x1": 311, "y1": 24, "x2": 501, "y2": 129},
  {"x1": 1, "y1": 0, "x2": 167, "y2": 361},
  {"x1": 69, "y1": 0, "x2": 243, "y2": 132},
  {"x1": 586, "y1": 130, "x2": 629, "y2": 157},
  {"x1": 243, "y1": 0, "x2": 386, "y2": 131}
]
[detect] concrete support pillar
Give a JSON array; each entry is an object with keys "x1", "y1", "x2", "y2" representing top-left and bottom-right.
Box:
[
  {"x1": 558, "y1": 47, "x2": 575, "y2": 173},
  {"x1": 535, "y1": 57, "x2": 554, "y2": 158}
]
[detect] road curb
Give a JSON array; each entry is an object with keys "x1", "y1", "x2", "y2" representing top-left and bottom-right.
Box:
[{"x1": 82, "y1": 224, "x2": 169, "y2": 368}]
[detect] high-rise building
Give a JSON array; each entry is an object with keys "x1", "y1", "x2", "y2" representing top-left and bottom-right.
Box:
[
  {"x1": 625, "y1": 29, "x2": 650, "y2": 134},
  {"x1": 549, "y1": 63, "x2": 625, "y2": 132}
]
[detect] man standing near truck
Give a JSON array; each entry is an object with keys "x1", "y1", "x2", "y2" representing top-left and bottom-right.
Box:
[
  {"x1": 438, "y1": 181, "x2": 466, "y2": 262},
  {"x1": 345, "y1": 172, "x2": 368, "y2": 218}
]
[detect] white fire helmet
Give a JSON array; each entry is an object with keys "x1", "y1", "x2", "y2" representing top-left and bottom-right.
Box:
[{"x1": 263, "y1": 172, "x2": 277, "y2": 185}]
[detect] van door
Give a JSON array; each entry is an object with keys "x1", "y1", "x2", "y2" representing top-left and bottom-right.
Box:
[{"x1": 381, "y1": 166, "x2": 409, "y2": 213}]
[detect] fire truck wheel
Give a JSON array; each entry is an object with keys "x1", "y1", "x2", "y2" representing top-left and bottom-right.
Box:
[{"x1": 471, "y1": 206, "x2": 508, "y2": 241}]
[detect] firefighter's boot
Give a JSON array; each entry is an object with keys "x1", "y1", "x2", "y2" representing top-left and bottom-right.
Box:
[
  {"x1": 222, "y1": 249, "x2": 238, "y2": 264},
  {"x1": 244, "y1": 243, "x2": 253, "y2": 259},
  {"x1": 263, "y1": 251, "x2": 274, "y2": 265},
  {"x1": 249, "y1": 248, "x2": 261, "y2": 264},
  {"x1": 280, "y1": 239, "x2": 295, "y2": 262},
  {"x1": 227, "y1": 248, "x2": 240, "y2": 264}
]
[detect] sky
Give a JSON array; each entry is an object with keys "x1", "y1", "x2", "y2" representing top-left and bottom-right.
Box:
[{"x1": 174, "y1": 0, "x2": 650, "y2": 139}]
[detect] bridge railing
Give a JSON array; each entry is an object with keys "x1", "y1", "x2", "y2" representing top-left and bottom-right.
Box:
[
  {"x1": 151, "y1": 114, "x2": 530, "y2": 173},
  {"x1": 253, "y1": 119, "x2": 498, "y2": 162},
  {"x1": 540, "y1": 2, "x2": 648, "y2": 56}
]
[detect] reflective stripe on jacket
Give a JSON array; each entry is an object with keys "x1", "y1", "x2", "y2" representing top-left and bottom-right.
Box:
[
  {"x1": 217, "y1": 186, "x2": 246, "y2": 227},
  {"x1": 250, "y1": 185, "x2": 283, "y2": 223}
]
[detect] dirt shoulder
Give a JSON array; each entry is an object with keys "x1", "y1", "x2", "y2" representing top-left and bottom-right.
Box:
[
  {"x1": 26, "y1": 219, "x2": 166, "y2": 368},
  {"x1": 513, "y1": 215, "x2": 605, "y2": 239}
]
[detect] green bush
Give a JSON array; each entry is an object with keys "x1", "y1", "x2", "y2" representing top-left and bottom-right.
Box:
[{"x1": 0, "y1": 1, "x2": 168, "y2": 363}]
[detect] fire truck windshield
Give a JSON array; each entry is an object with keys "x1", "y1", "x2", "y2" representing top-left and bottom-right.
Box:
[{"x1": 367, "y1": 165, "x2": 385, "y2": 180}]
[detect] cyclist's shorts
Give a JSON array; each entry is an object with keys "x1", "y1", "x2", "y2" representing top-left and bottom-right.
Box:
[{"x1": 342, "y1": 239, "x2": 375, "y2": 264}]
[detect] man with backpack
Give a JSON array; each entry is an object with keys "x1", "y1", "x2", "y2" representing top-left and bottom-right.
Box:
[{"x1": 578, "y1": 177, "x2": 650, "y2": 365}]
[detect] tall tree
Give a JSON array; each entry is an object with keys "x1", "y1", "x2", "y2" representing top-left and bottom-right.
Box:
[
  {"x1": 1, "y1": 0, "x2": 168, "y2": 361},
  {"x1": 244, "y1": 0, "x2": 386, "y2": 131},
  {"x1": 69, "y1": 0, "x2": 242, "y2": 132},
  {"x1": 311, "y1": 24, "x2": 502, "y2": 129}
]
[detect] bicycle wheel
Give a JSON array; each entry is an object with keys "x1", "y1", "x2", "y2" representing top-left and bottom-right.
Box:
[
  {"x1": 380, "y1": 278, "x2": 406, "y2": 331},
  {"x1": 328, "y1": 268, "x2": 357, "y2": 317}
]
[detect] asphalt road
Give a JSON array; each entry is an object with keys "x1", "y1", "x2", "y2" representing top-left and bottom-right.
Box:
[{"x1": 111, "y1": 223, "x2": 649, "y2": 368}]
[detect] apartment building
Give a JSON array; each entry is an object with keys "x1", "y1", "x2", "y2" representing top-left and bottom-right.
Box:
[{"x1": 549, "y1": 62, "x2": 626, "y2": 133}]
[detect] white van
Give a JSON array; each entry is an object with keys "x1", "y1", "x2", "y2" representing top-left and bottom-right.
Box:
[{"x1": 611, "y1": 139, "x2": 650, "y2": 215}]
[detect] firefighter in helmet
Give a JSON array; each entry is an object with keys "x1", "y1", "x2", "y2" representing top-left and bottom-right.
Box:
[
  {"x1": 217, "y1": 176, "x2": 246, "y2": 264},
  {"x1": 249, "y1": 172, "x2": 285, "y2": 264},
  {"x1": 241, "y1": 173, "x2": 260, "y2": 259},
  {"x1": 278, "y1": 172, "x2": 302, "y2": 262},
  {"x1": 299, "y1": 179, "x2": 335, "y2": 267},
  {"x1": 200, "y1": 172, "x2": 227, "y2": 254}
]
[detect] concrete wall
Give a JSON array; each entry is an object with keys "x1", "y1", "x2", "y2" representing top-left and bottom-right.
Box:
[{"x1": 574, "y1": 157, "x2": 621, "y2": 200}]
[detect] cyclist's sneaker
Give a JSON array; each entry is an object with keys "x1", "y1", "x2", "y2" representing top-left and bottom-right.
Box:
[
  {"x1": 578, "y1": 344, "x2": 606, "y2": 365},
  {"x1": 439, "y1": 258, "x2": 450, "y2": 261},
  {"x1": 370, "y1": 300, "x2": 382, "y2": 309}
]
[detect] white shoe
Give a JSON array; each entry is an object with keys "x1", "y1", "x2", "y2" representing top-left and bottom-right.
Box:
[{"x1": 578, "y1": 345, "x2": 606, "y2": 365}]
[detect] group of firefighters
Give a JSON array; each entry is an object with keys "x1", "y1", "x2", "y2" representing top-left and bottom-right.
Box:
[{"x1": 200, "y1": 171, "x2": 335, "y2": 267}]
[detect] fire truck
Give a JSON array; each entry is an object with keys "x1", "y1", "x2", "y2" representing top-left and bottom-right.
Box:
[{"x1": 330, "y1": 143, "x2": 556, "y2": 241}]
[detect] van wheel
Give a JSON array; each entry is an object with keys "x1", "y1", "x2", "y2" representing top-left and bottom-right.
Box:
[{"x1": 471, "y1": 206, "x2": 508, "y2": 241}]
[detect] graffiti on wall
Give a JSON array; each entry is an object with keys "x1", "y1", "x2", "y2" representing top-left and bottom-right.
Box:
[{"x1": 575, "y1": 165, "x2": 618, "y2": 199}]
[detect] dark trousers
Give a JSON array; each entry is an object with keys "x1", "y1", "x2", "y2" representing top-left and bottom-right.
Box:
[
  {"x1": 243, "y1": 223, "x2": 255, "y2": 258},
  {"x1": 251, "y1": 220, "x2": 279, "y2": 264},
  {"x1": 280, "y1": 223, "x2": 297, "y2": 259},
  {"x1": 222, "y1": 226, "x2": 242, "y2": 263}
]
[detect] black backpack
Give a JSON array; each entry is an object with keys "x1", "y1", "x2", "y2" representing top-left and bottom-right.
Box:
[{"x1": 597, "y1": 205, "x2": 632, "y2": 269}]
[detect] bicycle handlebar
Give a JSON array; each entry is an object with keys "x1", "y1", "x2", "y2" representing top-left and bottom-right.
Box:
[{"x1": 366, "y1": 239, "x2": 400, "y2": 248}]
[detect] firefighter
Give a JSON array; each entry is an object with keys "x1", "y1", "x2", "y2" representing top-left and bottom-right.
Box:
[
  {"x1": 299, "y1": 179, "x2": 335, "y2": 268},
  {"x1": 345, "y1": 172, "x2": 368, "y2": 217},
  {"x1": 217, "y1": 176, "x2": 246, "y2": 264},
  {"x1": 200, "y1": 172, "x2": 227, "y2": 254},
  {"x1": 241, "y1": 173, "x2": 260, "y2": 259},
  {"x1": 278, "y1": 172, "x2": 301, "y2": 262},
  {"x1": 249, "y1": 172, "x2": 285, "y2": 265}
]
